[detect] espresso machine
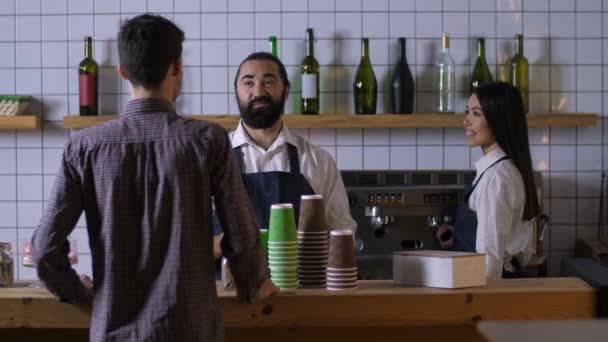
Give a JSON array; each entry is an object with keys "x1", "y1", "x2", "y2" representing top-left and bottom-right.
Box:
[
  {"x1": 342, "y1": 170, "x2": 474, "y2": 279},
  {"x1": 342, "y1": 170, "x2": 546, "y2": 279}
]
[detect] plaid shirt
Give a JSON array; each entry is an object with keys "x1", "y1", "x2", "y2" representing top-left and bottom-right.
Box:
[{"x1": 31, "y1": 98, "x2": 267, "y2": 342}]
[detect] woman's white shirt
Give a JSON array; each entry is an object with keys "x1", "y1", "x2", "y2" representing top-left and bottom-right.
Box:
[{"x1": 468, "y1": 148, "x2": 534, "y2": 279}]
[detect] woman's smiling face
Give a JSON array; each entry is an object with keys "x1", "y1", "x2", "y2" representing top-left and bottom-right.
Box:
[{"x1": 464, "y1": 94, "x2": 497, "y2": 153}]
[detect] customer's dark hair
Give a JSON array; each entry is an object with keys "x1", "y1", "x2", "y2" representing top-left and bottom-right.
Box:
[
  {"x1": 473, "y1": 82, "x2": 540, "y2": 220},
  {"x1": 118, "y1": 14, "x2": 184, "y2": 89},
  {"x1": 234, "y1": 52, "x2": 290, "y2": 89}
]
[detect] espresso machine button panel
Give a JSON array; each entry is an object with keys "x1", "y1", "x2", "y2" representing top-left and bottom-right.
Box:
[
  {"x1": 423, "y1": 193, "x2": 459, "y2": 205},
  {"x1": 367, "y1": 193, "x2": 404, "y2": 205}
]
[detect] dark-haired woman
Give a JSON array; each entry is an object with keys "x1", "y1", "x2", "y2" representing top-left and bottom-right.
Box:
[{"x1": 437, "y1": 81, "x2": 539, "y2": 279}]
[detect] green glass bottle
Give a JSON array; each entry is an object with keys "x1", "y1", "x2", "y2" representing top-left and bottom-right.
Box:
[
  {"x1": 300, "y1": 28, "x2": 320, "y2": 115},
  {"x1": 353, "y1": 38, "x2": 377, "y2": 115},
  {"x1": 78, "y1": 36, "x2": 99, "y2": 116},
  {"x1": 510, "y1": 34, "x2": 529, "y2": 113},
  {"x1": 268, "y1": 36, "x2": 278, "y2": 57},
  {"x1": 470, "y1": 38, "x2": 493, "y2": 94}
]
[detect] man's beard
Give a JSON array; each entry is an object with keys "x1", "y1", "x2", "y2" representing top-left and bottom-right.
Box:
[{"x1": 238, "y1": 94, "x2": 285, "y2": 129}]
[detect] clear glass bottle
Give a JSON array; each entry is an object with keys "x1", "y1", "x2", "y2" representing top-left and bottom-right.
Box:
[
  {"x1": 434, "y1": 32, "x2": 455, "y2": 114},
  {"x1": 0, "y1": 242, "x2": 14, "y2": 287}
]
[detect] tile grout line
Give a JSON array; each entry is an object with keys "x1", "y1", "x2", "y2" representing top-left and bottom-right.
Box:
[
  {"x1": 574, "y1": 0, "x2": 579, "y2": 246},
  {"x1": 13, "y1": 0, "x2": 18, "y2": 280}
]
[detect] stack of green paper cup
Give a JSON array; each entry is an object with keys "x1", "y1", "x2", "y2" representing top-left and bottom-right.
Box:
[
  {"x1": 268, "y1": 203, "x2": 298, "y2": 289},
  {"x1": 260, "y1": 229, "x2": 269, "y2": 254}
]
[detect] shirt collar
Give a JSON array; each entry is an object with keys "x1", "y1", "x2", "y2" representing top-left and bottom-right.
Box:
[
  {"x1": 474, "y1": 147, "x2": 507, "y2": 175},
  {"x1": 232, "y1": 119, "x2": 299, "y2": 152},
  {"x1": 120, "y1": 98, "x2": 177, "y2": 118}
]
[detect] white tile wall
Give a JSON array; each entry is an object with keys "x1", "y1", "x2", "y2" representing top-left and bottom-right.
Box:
[
  {"x1": 0, "y1": 0, "x2": 605, "y2": 278},
  {"x1": 550, "y1": 0, "x2": 575, "y2": 11}
]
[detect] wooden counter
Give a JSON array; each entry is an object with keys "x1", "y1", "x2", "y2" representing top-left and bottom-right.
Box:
[{"x1": 0, "y1": 278, "x2": 596, "y2": 341}]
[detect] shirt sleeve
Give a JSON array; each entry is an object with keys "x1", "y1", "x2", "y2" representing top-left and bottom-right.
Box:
[
  {"x1": 473, "y1": 173, "x2": 513, "y2": 279},
  {"x1": 30, "y1": 148, "x2": 87, "y2": 303},
  {"x1": 315, "y1": 153, "x2": 357, "y2": 234},
  {"x1": 211, "y1": 128, "x2": 268, "y2": 303}
]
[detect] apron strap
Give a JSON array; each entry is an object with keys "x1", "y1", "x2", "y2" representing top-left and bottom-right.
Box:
[
  {"x1": 465, "y1": 155, "x2": 510, "y2": 201},
  {"x1": 233, "y1": 145, "x2": 245, "y2": 174},
  {"x1": 287, "y1": 144, "x2": 300, "y2": 174}
]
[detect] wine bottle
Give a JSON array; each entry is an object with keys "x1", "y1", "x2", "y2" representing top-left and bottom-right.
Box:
[
  {"x1": 79, "y1": 36, "x2": 99, "y2": 116},
  {"x1": 268, "y1": 36, "x2": 278, "y2": 57},
  {"x1": 353, "y1": 38, "x2": 377, "y2": 115},
  {"x1": 470, "y1": 38, "x2": 493, "y2": 94},
  {"x1": 390, "y1": 37, "x2": 415, "y2": 114},
  {"x1": 300, "y1": 28, "x2": 320, "y2": 115},
  {"x1": 434, "y1": 32, "x2": 455, "y2": 114},
  {"x1": 510, "y1": 34, "x2": 529, "y2": 113}
]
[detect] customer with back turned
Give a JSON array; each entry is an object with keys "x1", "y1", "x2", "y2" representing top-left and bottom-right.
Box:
[
  {"x1": 213, "y1": 52, "x2": 356, "y2": 259},
  {"x1": 436, "y1": 81, "x2": 539, "y2": 279},
  {"x1": 30, "y1": 14, "x2": 277, "y2": 341}
]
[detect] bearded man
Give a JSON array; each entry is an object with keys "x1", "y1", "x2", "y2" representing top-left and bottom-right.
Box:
[{"x1": 213, "y1": 52, "x2": 356, "y2": 259}]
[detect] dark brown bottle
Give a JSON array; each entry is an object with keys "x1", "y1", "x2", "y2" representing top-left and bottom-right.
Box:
[{"x1": 390, "y1": 38, "x2": 414, "y2": 114}]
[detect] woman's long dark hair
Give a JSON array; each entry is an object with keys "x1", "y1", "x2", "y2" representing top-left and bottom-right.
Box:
[{"x1": 473, "y1": 82, "x2": 539, "y2": 220}]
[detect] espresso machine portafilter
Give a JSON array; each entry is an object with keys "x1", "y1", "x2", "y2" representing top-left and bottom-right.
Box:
[
  {"x1": 427, "y1": 215, "x2": 454, "y2": 242},
  {"x1": 365, "y1": 205, "x2": 396, "y2": 238}
]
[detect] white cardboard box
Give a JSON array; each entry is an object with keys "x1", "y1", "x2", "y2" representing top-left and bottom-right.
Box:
[{"x1": 393, "y1": 250, "x2": 486, "y2": 289}]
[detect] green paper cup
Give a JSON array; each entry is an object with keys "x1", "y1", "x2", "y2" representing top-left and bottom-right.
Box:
[
  {"x1": 268, "y1": 255, "x2": 298, "y2": 261},
  {"x1": 268, "y1": 249, "x2": 297, "y2": 256},
  {"x1": 274, "y1": 282, "x2": 297, "y2": 289},
  {"x1": 269, "y1": 267, "x2": 297, "y2": 275},
  {"x1": 268, "y1": 203, "x2": 297, "y2": 243},
  {"x1": 260, "y1": 229, "x2": 269, "y2": 252},
  {"x1": 270, "y1": 270, "x2": 297, "y2": 278},
  {"x1": 270, "y1": 269, "x2": 297, "y2": 281},
  {"x1": 269, "y1": 261, "x2": 298, "y2": 268},
  {"x1": 271, "y1": 271, "x2": 298, "y2": 279}
]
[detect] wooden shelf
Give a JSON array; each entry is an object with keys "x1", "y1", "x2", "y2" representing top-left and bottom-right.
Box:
[
  {"x1": 63, "y1": 112, "x2": 598, "y2": 130},
  {"x1": 0, "y1": 115, "x2": 40, "y2": 129}
]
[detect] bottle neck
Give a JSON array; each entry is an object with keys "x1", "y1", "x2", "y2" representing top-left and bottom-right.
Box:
[
  {"x1": 361, "y1": 38, "x2": 369, "y2": 59},
  {"x1": 477, "y1": 39, "x2": 486, "y2": 58},
  {"x1": 269, "y1": 37, "x2": 277, "y2": 56},
  {"x1": 306, "y1": 31, "x2": 314, "y2": 57},
  {"x1": 398, "y1": 38, "x2": 406, "y2": 62},
  {"x1": 516, "y1": 35, "x2": 524, "y2": 55},
  {"x1": 442, "y1": 35, "x2": 450, "y2": 53},
  {"x1": 85, "y1": 37, "x2": 92, "y2": 58}
]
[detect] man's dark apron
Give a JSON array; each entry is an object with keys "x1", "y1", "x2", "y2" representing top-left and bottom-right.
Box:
[
  {"x1": 214, "y1": 144, "x2": 316, "y2": 277},
  {"x1": 232, "y1": 144, "x2": 316, "y2": 230}
]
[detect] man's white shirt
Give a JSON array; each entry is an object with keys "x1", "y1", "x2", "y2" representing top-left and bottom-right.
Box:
[
  {"x1": 229, "y1": 120, "x2": 357, "y2": 233},
  {"x1": 468, "y1": 148, "x2": 534, "y2": 279}
]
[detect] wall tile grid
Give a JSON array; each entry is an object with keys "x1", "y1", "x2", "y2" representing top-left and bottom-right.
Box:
[{"x1": 0, "y1": 0, "x2": 605, "y2": 278}]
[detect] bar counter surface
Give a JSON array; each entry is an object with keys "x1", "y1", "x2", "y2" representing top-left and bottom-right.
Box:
[{"x1": 0, "y1": 278, "x2": 596, "y2": 341}]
